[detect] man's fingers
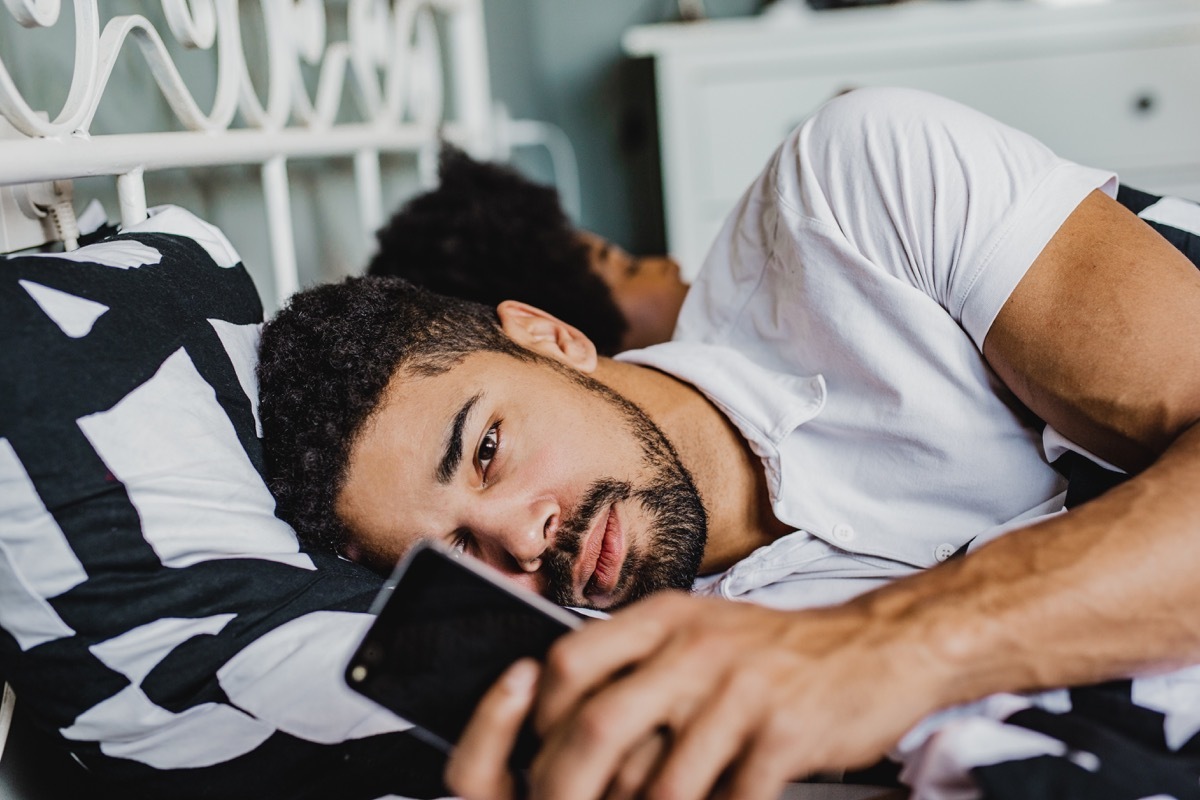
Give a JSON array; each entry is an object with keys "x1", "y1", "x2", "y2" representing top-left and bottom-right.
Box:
[
  {"x1": 603, "y1": 729, "x2": 668, "y2": 800},
  {"x1": 530, "y1": 628, "x2": 710, "y2": 800},
  {"x1": 722, "y1": 728, "x2": 802, "y2": 800},
  {"x1": 445, "y1": 659, "x2": 540, "y2": 800},
  {"x1": 530, "y1": 676, "x2": 669, "y2": 800},
  {"x1": 649, "y1": 672, "x2": 766, "y2": 800},
  {"x1": 536, "y1": 592, "x2": 692, "y2": 731}
]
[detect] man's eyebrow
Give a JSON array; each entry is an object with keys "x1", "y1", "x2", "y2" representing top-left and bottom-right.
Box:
[{"x1": 436, "y1": 392, "x2": 482, "y2": 485}]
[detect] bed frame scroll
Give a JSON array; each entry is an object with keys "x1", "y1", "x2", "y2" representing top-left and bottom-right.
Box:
[{"x1": 0, "y1": 0, "x2": 494, "y2": 304}]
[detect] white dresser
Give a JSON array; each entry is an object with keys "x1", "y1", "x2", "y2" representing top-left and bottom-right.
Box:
[{"x1": 624, "y1": 0, "x2": 1200, "y2": 278}]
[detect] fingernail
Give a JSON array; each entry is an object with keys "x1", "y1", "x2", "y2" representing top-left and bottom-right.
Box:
[{"x1": 504, "y1": 659, "x2": 538, "y2": 693}]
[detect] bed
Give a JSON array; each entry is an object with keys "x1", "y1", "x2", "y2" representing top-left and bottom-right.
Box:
[{"x1": 8, "y1": 5, "x2": 1200, "y2": 800}]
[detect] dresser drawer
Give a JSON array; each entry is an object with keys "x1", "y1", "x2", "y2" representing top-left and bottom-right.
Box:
[
  {"x1": 631, "y1": 1, "x2": 1200, "y2": 276},
  {"x1": 692, "y1": 41, "x2": 1200, "y2": 209}
]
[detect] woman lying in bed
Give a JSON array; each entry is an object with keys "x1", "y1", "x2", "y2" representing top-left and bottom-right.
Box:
[{"x1": 367, "y1": 145, "x2": 689, "y2": 355}]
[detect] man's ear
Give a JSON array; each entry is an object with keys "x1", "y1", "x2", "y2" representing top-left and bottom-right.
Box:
[{"x1": 496, "y1": 300, "x2": 598, "y2": 373}]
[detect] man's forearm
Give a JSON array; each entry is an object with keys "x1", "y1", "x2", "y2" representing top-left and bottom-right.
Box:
[
  {"x1": 851, "y1": 421, "x2": 1200, "y2": 712},
  {"x1": 445, "y1": 428, "x2": 1200, "y2": 800}
]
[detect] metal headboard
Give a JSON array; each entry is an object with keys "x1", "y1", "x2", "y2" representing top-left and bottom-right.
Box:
[{"x1": 0, "y1": 0, "x2": 495, "y2": 305}]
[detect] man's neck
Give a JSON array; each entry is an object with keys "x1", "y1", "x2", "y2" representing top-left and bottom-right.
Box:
[{"x1": 592, "y1": 357, "x2": 792, "y2": 573}]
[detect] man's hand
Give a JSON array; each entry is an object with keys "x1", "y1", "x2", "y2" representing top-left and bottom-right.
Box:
[
  {"x1": 447, "y1": 591, "x2": 948, "y2": 800},
  {"x1": 445, "y1": 658, "x2": 673, "y2": 800},
  {"x1": 445, "y1": 659, "x2": 540, "y2": 800}
]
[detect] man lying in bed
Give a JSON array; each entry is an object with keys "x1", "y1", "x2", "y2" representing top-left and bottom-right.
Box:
[{"x1": 257, "y1": 88, "x2": 1200, "y2": 799}]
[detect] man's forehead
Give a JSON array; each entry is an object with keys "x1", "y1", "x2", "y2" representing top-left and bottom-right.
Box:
[
  {"x1": 370, "y1": 368, "x2": 472, "y2": 446},
  {"x1": 384, "y1": 351, "x2": 487, "y2": 403},
  {"x1": 373, "y1": 350, "x2": 541, "y2": 442},
  {"x1": 337, "y1": 377, "x2": 471, "y2": 548},
  {"x1": 392, "y1": 348, "x2": 527, "y2": 384}
]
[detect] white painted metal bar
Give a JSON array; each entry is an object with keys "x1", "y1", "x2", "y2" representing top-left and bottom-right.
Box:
[
  {"x1": 261, "y1": 156, "x2": 298, "y2": 305},
  {"x1": 115, "y1": 167, "x2": 148, "y2": 227},
  {"x1": 353, "y1": 148, "x2": 384, "y2": 244},
  {"x1": 418, "y1": 141, "x2": 438, "y2": 189},
  {"x1": 440, "y1": 0, "x2": 493, "y2": 158},
  {"x1": 501, "y1": 117, "x2": 581, "y2": 222},
  {"x1": 0, "y1": 123, "x2": 461, "y2": 188}
]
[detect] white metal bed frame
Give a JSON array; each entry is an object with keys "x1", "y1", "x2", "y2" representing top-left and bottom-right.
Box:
[{"x1": 0, "y1": 0, "x2": 495, "y2": 305}]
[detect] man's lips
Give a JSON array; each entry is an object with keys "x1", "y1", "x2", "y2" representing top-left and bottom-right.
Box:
[{"x1": 575, "y1": 504, "x2": 626, "y2": 602}]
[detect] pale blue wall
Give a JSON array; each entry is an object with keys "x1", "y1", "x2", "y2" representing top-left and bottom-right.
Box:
[{"x1": 482, "y1": 0, "x2": 759, "y2": 255}]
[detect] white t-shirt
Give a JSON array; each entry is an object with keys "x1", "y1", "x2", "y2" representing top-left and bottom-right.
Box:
[{"x1": 618, "y1": 87, "x2": 1116, "y2": 610}]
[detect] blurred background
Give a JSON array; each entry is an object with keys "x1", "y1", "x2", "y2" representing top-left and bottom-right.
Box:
[
  {"x1": 3, "y1": 0, "x2": 1199, "y2": 298},
  {"x1": 487, "y1": 0, "x2": 1200, "y2": 279},
  {"x1": 484, "y1": 0, "x2": 760, "y2": 272}
]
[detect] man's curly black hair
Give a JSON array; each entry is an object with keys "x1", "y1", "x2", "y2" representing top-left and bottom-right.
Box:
[
  {"x1": 257, "y1": 275, "x2": 536, "y2": 557},
  {"x1": 367, "y1": 146, "x2": 629, "y2": 355}
]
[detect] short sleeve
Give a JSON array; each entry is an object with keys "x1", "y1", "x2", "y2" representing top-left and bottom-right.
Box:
[{"x1": 774, "y1": 87, "x2": 1115, "y2": 349}]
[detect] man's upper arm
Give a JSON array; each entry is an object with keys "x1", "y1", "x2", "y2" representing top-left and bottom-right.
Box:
[{"x1": 983, "y1": 189, "x2": 1200, "y2": 472}]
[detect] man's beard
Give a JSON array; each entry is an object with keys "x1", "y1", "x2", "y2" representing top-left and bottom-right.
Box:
[{"x1": 534, "y1": 372, "x2": 708, "y2": 610}]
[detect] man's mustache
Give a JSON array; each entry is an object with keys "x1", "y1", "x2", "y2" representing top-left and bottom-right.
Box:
[{"x1": 541, "y1": 478, "x2": 631, "y2": 605}]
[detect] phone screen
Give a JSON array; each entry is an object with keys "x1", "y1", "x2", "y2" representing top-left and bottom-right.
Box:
[{"x1": 345, "y1": 542, "x2": 584, "y2": 765}]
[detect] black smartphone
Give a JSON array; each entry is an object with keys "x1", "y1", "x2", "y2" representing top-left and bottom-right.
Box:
[{"x1": 345, "y1": 540, "x2": 585, "y2": 766}]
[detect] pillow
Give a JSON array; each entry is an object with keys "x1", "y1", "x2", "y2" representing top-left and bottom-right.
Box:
[
  {"x1": 0, "y1": 207, "x2": 446, "y2": 799},
  {"x1": 1117, "y1": 184, "x2": 1200, "y2": 265}
]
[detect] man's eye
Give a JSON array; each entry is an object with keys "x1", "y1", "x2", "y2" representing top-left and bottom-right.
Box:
[
  {"x1": 451, "y1": 533, "x2": 469, "y2": 558},
  {"x1": 477, "y1": 422, "x2": 500, "y2": 478},
  {"x1": 626, "y1": 259, "x2": 642, "y2": 277}
]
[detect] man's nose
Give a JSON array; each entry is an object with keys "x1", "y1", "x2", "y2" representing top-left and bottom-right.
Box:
[{"x1": 471, "y1": 495, "x2": 558, "y2": 575}]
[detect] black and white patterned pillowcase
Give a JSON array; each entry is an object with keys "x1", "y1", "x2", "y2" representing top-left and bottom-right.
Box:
[{"x1": 0, "y1": 207, "x2": 444, "y2": 799}]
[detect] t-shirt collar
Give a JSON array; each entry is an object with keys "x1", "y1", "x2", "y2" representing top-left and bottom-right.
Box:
[{"x1": 615, "y1": 341, "x2": 826, "y2": 452}]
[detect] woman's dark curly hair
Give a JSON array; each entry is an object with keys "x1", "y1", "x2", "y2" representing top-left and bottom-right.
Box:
[
  {"x1": 367, "y1": 146, "x2": 629, "y2": 355},
  {"x1": 257, "y1": 275, "x2": 535, "y2": 556}
]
